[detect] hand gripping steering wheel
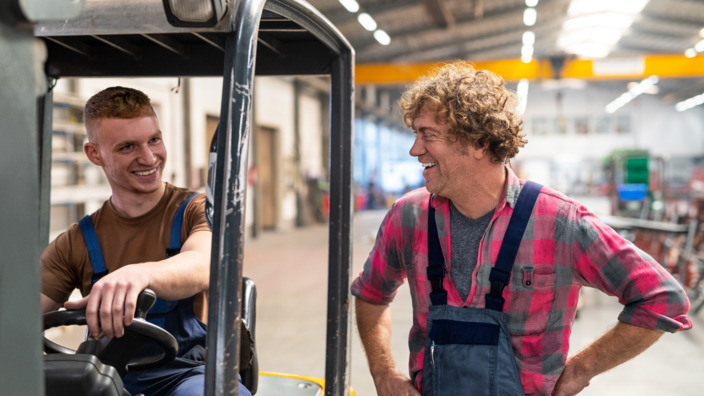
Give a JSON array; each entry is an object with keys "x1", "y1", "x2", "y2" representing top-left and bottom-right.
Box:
[{"x1": 43, "y1": 289, "x2": 178, "y2": 377}]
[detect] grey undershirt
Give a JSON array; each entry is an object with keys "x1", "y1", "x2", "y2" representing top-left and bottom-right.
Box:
[{"x1": 450, "y1": 202, "x2": 495, "y2": 301}]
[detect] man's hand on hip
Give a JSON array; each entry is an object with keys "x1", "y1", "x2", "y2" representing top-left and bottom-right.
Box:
[{"x1": 373, "y1": 369, "x2": 421, "y2": 396}]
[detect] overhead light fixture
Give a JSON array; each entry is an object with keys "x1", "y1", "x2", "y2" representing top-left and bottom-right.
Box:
[
  {"x1": 567, "y1": 0, "x2": 649, "y2": 16},
  {"x1": 525, "y1": 0, "x2": 539, "y2": 7},
  {"x1": 357, "y1": 12, "x2": 377, "y2": 31},
  {"x1": 522, "y1": 31, "x2": 535, "y2": 46},
  {"x1": 373, "y1": 30, "x2": 391, "y2": 45},
  {"x1": 676, "y1": 92, "x2": 704, "y2": 112},
  {"x1": 567, "y1": 43, "x2": 611, "y2": 59},
  {"x1": 338, "y1": 0, "x2": 360, "y2": 13},
  {"x1": 695, "y1": 39, "x2": 704, "y2": 52},
  {"x1": 517, "y1": 79, "x2": 530, "y2": 114},
  {"x1": 605, "y1": 75, "x2": 659, "y2": 114},
  {"x1": 685, "y1": 48, "x2": 697, "y2": 58},
  {"x1": 563, "y1": 13, "x2": 635, "y2": 31},
  {"x1": 521, "y1": 44, "x2": 534, "y2": 59},
  {"x1": 162, "y1": 0, "x2": 227, "y2": 27},
  {"x1": 557, "y1": 0, "x2": 650, "y2": 59},
  {"x1": 626, "y1": 81, "x2": 658, "y2": 94},
  {"x1": 523, "y1": 8, "x2": 537, "y2": 26}
]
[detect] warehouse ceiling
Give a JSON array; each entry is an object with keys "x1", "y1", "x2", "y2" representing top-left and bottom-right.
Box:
[
  {"x1": 308, "y1": 0, "x2": 704, "y2": 64},
  {"x1": 305, "y1": 0, "x2": 704, "y2": 115}
]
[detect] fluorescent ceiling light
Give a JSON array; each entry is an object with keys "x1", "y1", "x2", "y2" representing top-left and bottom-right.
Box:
[
  {"x1": 517, "y1": 79, "x2": 530, "y2": 115},
  {"x1": 522, "y1": 31, "x2": 535, "y2": 46},
  {"x1": 558, "y1": 27, "x2": 623, "y2": 46},
  {"x1": 523, "y1": 8, "x2": 537, "y2": 26},
  {"x1": 685, "y1": 48, "x2": 697, "y2": 58},
  {"x1": 338, "y1": 0, "x2": 359, "y2": 13},
  {"x1": 559, "y1": 0, "x2": 649, "y2": 59},
  {"x1": 695, "y1": 39, "x2": 704, "y2": 52},
  {"x1": 374, "y1": 29, "x2": 391, "y2": 45},
  {"x1": 676, "y1": 92, "x2": 704, "y2": 112},
  {"x1": 521, "y1": 44, "x2": 534, "y2": 59},
  {"x1": 562, "y1": 13, "x2": 635, "y2": 31},
  {"x1": 627, "y1": 81, "x2": 658, "y2": 94},
  {"x1": 569, "y1": 43, "x2": 611, "y2": 59},
  {"x1": 628, "y1": 75, "x2": 658, "y2": 96},
  {"x1": 700, "y1": 27, "x2": 704, "y2": 38},
  {"x1": 605, "y1": 75, "x2": 658, "y2": 113},
  {"x1": 525, "y1": 0, "x2": 539, "y2": 7},
  {"x1": 357, "y1": 12, "x2": 377, "y2": 31},
  {"x1": 567, "y1": 0, "x2": 649, "y2": 16}
]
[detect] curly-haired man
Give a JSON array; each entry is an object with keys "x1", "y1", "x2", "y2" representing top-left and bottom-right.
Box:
[{"x1": 352, "y1": 62, "x2": 691, "y2": 396}]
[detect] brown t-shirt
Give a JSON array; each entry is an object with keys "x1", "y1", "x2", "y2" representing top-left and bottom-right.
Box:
[{"x1": 41, "y1": 183, "x2": 210, "y2": 320}]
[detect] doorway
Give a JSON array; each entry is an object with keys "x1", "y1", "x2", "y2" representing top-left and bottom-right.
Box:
[{"x1": 257, "y1": 126, "x2": 277, "y2": 229}]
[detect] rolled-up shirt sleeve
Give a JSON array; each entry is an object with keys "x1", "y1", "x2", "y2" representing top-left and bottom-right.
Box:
[
  {"x1": 351, "y1": 205, "x2": 407, "y2": 305},
  {"x1": 573, "y1": 206, "x2": 692, "y2": 333}
]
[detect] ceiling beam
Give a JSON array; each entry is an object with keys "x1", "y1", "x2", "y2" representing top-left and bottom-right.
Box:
[
  {"x1": 355, "y1": 54, "x2": 704, "y2": 85},
  {"x1": 419, "y1": 0, "x2": 455, "y2": 29},
  {"x1": 318, "y1": 0, "x2": 417, "y2": 25},
  {"x1": 355, "y1": 0, "x2": 571, "y2": 63},
  {"x1": 355, "y1": 6, "x2": 526, "y2": 62}
]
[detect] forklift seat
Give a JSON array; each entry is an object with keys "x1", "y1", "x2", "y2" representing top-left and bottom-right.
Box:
[{"x1": 44, "y1": 354, "x2": 130, "y2": 396}]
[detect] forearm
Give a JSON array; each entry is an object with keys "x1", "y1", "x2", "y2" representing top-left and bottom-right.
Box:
[
  {"x1": 356, "y1": 297, "x2": 397, "y2": 378},
  {"x1": 66, "y1": 230, "x2": 211, "y2": 338},
  {"x1": 141, "y1": 250, "x2": 210, "y2": 300},
  {"x1": 555, "y1": 321, "x2": 664, "y2": 395},
  {"x1": 356, "y1": 298, "x2": 420, "y2": 395},
  {"x1": 140, "y1": 230, "x2": 211, "y2": 300},
  {"x1": 574, "y1": 321, "x2": 662, "y2": 376}
]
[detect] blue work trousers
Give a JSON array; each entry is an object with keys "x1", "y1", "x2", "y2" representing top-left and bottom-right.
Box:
[{"x1": 124, "y1": 359, "x2": 251, "y2": 396}]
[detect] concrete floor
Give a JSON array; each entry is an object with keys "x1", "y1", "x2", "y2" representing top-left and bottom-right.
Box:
[{"x1": 45, "y1": 208, "x2": 704, "y2": 395}]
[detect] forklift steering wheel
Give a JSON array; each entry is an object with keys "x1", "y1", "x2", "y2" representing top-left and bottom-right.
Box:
[{"x1": 43, "y1": 289, "x2": 178, "y2": 377}]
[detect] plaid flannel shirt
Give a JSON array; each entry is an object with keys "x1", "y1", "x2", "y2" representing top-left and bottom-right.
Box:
[{"x1": 351, "y1": 167, "x2": 692, "y2": 395}]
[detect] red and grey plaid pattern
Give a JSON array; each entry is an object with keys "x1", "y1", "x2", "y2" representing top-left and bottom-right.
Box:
[{"x1": 351, "y1": 167, "x2": 692, "y2": 396}]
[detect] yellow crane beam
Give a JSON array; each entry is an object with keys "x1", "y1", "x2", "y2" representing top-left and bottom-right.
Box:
[{"x1": 355, "y1": 55, "x2": 704, "y2": 85}]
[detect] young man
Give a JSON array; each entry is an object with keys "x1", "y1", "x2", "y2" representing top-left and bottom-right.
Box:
[
  {"x1": 41, "y1": 86, "x2": 250, "y2": 396},
  {"x1": 351, "y1": 62, "x2": 692, "y2": 396}
]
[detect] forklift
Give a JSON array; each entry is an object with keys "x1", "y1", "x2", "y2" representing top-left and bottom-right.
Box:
[{"x1": 0, "y1": 0, "x2": 354, "y2": 395}]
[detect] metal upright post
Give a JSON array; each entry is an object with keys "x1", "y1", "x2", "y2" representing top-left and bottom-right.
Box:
[
  {"x1": 0, "y1": 10, "x2": 43, "y2": 396},
  {"x1": 324, "y1": 48, "x2": 355, "y2": 396},
  {"x1": 0, "y1": 1, "x2": 83, "y2": 394},
  {"x1": 680, "y1": 219, "x2": 698, "y2": 286},
  {"x1": 205, "y1": 0, "x2": 265, "y2": 394}
]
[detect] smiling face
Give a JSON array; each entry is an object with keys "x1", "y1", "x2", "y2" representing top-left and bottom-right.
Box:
[
  {"x1": 409, "y1": 105, "x2": 474, "y2": 200},
  {"x1": 84, "y1": 115, "x2": 166, "y2": 198}
]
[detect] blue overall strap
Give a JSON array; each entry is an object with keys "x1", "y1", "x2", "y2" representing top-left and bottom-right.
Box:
[
  {"x1": 426, "y1": 195, "x2": 447, "y2": 306},
  {"x1": 78, "y1": 216, "x2": 108, "y2": 285},
  {"x1": 166, "y1": 193, "x2": 199, "y2": 258},
  {"x1": 485, "y1": 181, "x2": 543, "y2": 311},
  {"x1": 149, "y1": 192, "x2": 199, "y2": 325}
]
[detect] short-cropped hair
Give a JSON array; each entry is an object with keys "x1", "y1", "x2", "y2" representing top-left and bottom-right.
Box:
[{"x1": 84, "y1": 86, "x2": 156, "y2": 140}]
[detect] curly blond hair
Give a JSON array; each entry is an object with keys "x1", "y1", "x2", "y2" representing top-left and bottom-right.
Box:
[{"x1": 399, "y1": 61, "x2": 526, "y2": 163}]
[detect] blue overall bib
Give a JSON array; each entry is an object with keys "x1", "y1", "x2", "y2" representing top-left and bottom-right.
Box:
[
  {"x1": 421, "y1": 182, "x2": 542, "y2": 396},
  {"x1": 78, "y1": 193, "x2": 220, "y2": 396}
]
